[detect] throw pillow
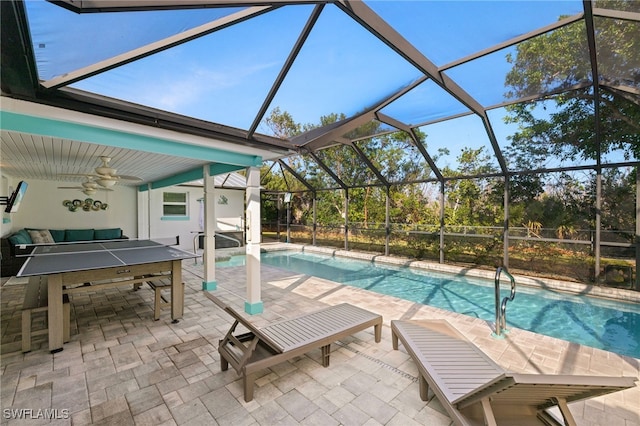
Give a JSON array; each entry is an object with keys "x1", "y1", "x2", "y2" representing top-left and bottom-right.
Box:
[
  {"x1": 17, "y1": 229, "x2": 33, "y2": 244},
  {"x1": 9, "y1": 231, "x2": 31, "y2": 245},
  {"x1": 28, "y1": 229, "x2": 55, "y2": 244}
]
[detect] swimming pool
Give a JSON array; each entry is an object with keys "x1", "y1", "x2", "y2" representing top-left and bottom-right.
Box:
[{"x1": 216, "y1": 250, "x2": 640, "y2": 359}]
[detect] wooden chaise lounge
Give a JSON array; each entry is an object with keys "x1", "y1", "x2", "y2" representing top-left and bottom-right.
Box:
[
  {"x1": 391, "y1": 319, "x2": 637, "y2": 426},
  {"x1": 213, "y1": 298, "x2": 382, "y2": 402}
]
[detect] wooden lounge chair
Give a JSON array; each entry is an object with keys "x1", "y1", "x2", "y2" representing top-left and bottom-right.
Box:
[
  {"x1": 391, "y1": 319, "x2": 637, "y2": 426},
  {"x1": 212, "y1": 297, "x2": 382, "y2": 402}
]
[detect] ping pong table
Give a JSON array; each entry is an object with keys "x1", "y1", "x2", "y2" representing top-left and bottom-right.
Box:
[{"x1": 16, "y1": 239, "x2": 198, "y2": 352}]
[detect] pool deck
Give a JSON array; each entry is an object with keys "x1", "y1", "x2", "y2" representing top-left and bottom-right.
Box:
[{"x1": 1, "y1": 243, "x2": 638, "y2": 425}]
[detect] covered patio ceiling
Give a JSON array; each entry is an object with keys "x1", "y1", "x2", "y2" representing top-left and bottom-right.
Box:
[{"x1": 1, "y1": 0, "x2": 639, "y2": 190}]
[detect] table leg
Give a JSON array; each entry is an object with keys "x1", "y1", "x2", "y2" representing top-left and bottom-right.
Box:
[
  {"x1": 171, "y1": 260, "x2": 184, "y2": 323},
  {"x1": 47, "y1": 275, "x2": 64, "y2": 353}
]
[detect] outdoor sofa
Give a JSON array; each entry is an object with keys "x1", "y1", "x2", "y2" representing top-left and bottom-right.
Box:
[{"x1": 1, "y1": 227, "x2": 127, "y2": 276}]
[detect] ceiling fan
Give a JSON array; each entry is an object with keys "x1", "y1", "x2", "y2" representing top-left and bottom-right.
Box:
[
  {"x1": 58, "y1": 177, "x2": 115, "y2": 196},
  {"x1": 61, "y1": 156, "x2": 143, "y2": 187}
]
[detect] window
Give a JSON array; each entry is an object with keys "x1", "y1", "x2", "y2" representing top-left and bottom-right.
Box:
[{"x1": 162, "y1": 192, "x2": 187, "y2": 217}]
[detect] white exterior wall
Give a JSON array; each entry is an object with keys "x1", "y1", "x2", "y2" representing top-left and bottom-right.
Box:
[
  {"x1": 1, "y1": 176, "x2": 137, "y2": 238},
  {"x1": 137, "y1": 185, "x2": 244, "y2": 252},
  {"x1": 0, "y1": 175, "x2": 245, "y2": 253},
  {"x1": 215, "y1": 188, "x2": 244, "y2": 232}
]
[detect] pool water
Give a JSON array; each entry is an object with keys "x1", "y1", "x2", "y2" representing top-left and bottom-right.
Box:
[{"x1": 216, "y1": 251, "x2": 640, "y2": 359}]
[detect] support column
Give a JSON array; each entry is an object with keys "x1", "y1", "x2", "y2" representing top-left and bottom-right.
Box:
[
  {"x1": 137, "y1": 185, "x2": 149, "y2": 240},
  {"x1": 439, "y1": 181, "x2": 445, "y2": 264},
  {"x1": 312, "y1": 192, "x2": 317, "y2": 246},
  {"x1": 503, "y1": 175, "x2": 510, "y2": 269},
  {"x1": 245, "y1": 167, "x2": 263, "y2": 314},
  {"x1": 385, "y1": 186, "x2": 390, "y2": 256},
  {"x1": 286, "y1": 193, "x2": 291, "y2": 243},
  {"x1": 344, "y1": 189, "x2": 349, "y2": 251},
  {"x1": 147, "y1": 184, "x2": 152, "y2": 240},
  {"x1": 202, "y1": 166, "x2": 217, "y2": 290},
  {"x1": 595, "y1": 171, "x2": 602, "y2": 280},
  {"x1": 276, "y1": 194, "x2": 281, "y2": 241},
  {"x1": 636, "y1": 167, "x2": 639, "y2": 290}
]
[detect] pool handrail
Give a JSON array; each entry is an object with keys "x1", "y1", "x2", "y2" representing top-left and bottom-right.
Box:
[
  {"x1": 192, "y1": 232, "x2": 242, "y2": 263},
  {"x1": 494, "y1": 266, "x2": 516, "y2": 337}
]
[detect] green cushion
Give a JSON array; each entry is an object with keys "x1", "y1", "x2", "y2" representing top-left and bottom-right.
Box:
[
  {"x1": 49, "y1": 229, "x2": 65, "y2": 242},
  {"x1": 65, "y1": 229, "x2": 94, "y2": 242},
  {"x1": 94, "y1": 228, "x2": 122, "y2": 240},
  {"x1": 9, "y1": 229, "x2": 32, "y2": 245},
  {"x1": 18, "y1": 229, "x2": 32, "y2": 243}
]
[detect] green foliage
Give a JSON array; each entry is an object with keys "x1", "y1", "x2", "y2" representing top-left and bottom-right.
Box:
[
  {"x1": 504, "y1": 4, "x2": 640, "y2": 165},
  {"x1": 264, "y1": 107, "x2": 302, "y2": 138},
  {"x1": 499, "y1": 3, "x2": 639, "y2": 247},
  {"x1": 442, "y1": 147, "x2": 502, "y2": 226},
  {"x1": 390, "y1": 183, "x2": 440, "y2": 225},
  {"x1": 260, "y1": 17, "x2": 638, "y2": 280},
  {"x1": 262, "y1": 107, "x2": 437, "y2": 227},
  {"x1": 315, "y1": 190, "x2": 345, "y2": 225},
  {"x1": 591, "y1": 167, "x2": 637, "y2": 237}
]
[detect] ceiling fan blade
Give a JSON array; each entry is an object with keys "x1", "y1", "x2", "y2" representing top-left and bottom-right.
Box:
[
  {"x1": 114, "y1": 175, "x2": 143, "y2": 181},
  {"x1": 57, "y1": 186, "x2": 113, "y2": 191},
  {"x1": 59, "y1": 158, "x2": 143, "y2": 184},
  {"x1": 95, "y1": 174, "x2": 142, "y2": 181},
  {"x1": 58, "y1": 173, "x2": 100, "y2": 178}
]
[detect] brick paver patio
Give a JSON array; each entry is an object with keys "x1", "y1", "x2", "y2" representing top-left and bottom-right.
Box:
[{"x1": 1, "y1": 245, "x2": 638, "y2": 425}]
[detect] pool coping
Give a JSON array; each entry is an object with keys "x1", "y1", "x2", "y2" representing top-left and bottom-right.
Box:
[{"x1": 260, "y1": 242, "x2": 640, "y2": 305}]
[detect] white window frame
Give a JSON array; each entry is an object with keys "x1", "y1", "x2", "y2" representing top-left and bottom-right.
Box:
[{"x1": 162, "y1": 191, "x2": 188, "y2": 218}]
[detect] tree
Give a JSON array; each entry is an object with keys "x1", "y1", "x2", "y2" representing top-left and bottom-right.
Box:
[
  {"x1": 527, "y1": 171, "x2": 593, "y2": 231},
  {"x1": 264, "y1": 107, "x2": 301, "y2": 138},
  {"x1": 442, "y1": 147, "x2": 501, "y2": 226},
  {"x1": 589, "y1": 167, "x2": 637, "y2": 238},
  {"x1": 263, "y1": 108, "x2": 435, "y2": 228},
  {"x1": 502, "y1": 0, "x2": 639, "y2": 246},
  {"x1": 504, "y1": 0, "x2": 640, "y2": 164}
]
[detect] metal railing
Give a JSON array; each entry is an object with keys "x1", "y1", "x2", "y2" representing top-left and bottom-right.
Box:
[
  {"x1": 494, "y1": 266, "x2": 516, "y2": 338},
  {"x1": 192, "y1": 232, "x2": 242, "y2": 264}
]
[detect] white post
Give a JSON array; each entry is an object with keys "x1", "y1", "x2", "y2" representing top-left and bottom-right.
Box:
[
  {"x1": 245, "y1": 166, "x2": 262, "y2": 314},
  {"x1": 202, "y1": 165, "x2": 217, "y2": 290},
  {"x1": 137, "y1": 186, "x2": 149, "y2": 240},
  {"x1": 147, "y1": 183, "x2": 152, "y2": 240},
  {"x1": 636, "y1": 166, "x2": 639, "y2": 290}
]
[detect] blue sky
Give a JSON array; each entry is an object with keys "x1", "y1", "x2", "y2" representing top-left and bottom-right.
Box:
[{"x1": 25, "y1": 0, "x2": 625, "y2": 172}]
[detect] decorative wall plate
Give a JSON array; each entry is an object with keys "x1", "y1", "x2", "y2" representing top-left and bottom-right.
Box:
[{"x1": 63, "y1": 198, "x2": 108, "y2": 212}]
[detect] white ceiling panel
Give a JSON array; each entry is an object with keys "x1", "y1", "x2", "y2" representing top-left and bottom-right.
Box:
[{"x1": 0, "y1": 130, "x2": 209, "y2": 186}]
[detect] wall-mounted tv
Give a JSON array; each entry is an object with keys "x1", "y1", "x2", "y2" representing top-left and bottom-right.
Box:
[{"x1": 4, "y1": 181, "x2": 28, "y2": 213}]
